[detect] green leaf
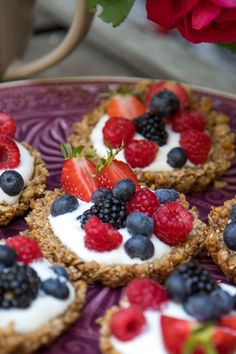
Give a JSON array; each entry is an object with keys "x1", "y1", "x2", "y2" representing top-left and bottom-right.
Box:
[
  {"x1": 86, "y1": 0, "x2": 135, "y2": 27},
  {"x1": 218, "y1": 42, "x2": 236, "y2": 53}
]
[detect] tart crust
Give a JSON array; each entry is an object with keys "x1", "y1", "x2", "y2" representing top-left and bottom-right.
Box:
[
  {"x1": 99, "y1": 306, "x2": 121, "y2": 354},
  {"x1": 0, "y1": 278, "x2": 86, "y2": 354},
  {"x1": 206, "y1": 197, "x2": 236, "y2": 284},
  {"x1": 0, "y1": 142, "x2": 48, "y2": 226},
  {"x1": 25, "y1": 189, "x2": 208, "y2": 288},
  {"x1": 68, "y1": 81, "x2": 234, "y2": 194}
]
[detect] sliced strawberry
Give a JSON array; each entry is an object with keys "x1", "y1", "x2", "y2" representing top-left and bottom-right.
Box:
[
  {"x1": 107, "y1": 94, "x2": 146, "y2": 120},
  {"x1": 212, "y1": 327, "x2": 236, "y2": 354},
  {"x1": 0, "y1": 135, "x2": 20, "y2": 169},
  {"x1": 0, "y1": 112, "x2": 16, "y2": 138},
  {"x1": 219, "y1": 315, "x2": 236, "y2": 331},
  {"x1": 147, "y1": 81, "x2": 189, "y2": 109}
]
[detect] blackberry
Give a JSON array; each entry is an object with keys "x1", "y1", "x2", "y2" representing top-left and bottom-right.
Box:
[
  {"x1": 79, "y1": 197, "x2": 127, "y2": 229},
  {"x1": 134, "y1": 112, "x2": 167, "y2": 146},
  {"x1": 0, "y1": 263, "x2": 40, "y2": 308}
]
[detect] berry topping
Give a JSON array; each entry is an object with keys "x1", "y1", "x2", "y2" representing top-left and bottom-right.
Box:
[
  {"x1": 41, "y1": 278, "x2": 69, "y2": 300},
  {"x1": 107, "y1": 93, "x2": 146, "y2": 120},
  {"x1": 124, "y1": 235, "x2": 154, "y2": 260},
  {"x1": 155, "y1": 188, "x2": 179, "y2": 204},
  {"x1": 126, "y1": 278, "x2": 168, "y2": 310},
  {"x1": 146, "y1": 81, "x2": 189, "y2": 109},
  {"x1": 167, "y1": 147, "x2": 187, "y2": 168},
  {"x1": 0, "y1": 263, "x2": 39, "y2": 308},
  {"x1": 6, "y1": 236, "x2": 42, "y2": 264},
  {"x1": 84, "y1": 215, "x2": 122, "y2": 252},
  {"x1": 126, "y1": 212, "x2": 153, "y2": 237},
  {"x1": 0, "y1": 245, "x2": 17, "y2": 267},
  {"x1": 51, "y1": 266, "x2": 68, "y2": 279},
  {"x1": 50, "y1": 194, "x2": 79, "y2": 217},
  {"x1": 230, "y1": 205, "x2": 236, "y2": 222},
  {"x1": 0, "y1": 112, "x2": 16, "y2": 138},
  {"x1": 0, "y1": 135, "x2": 20, "y2": 169},
  {"x1": 124, "y1": 139, "x2": 158, "y2": 168},
  {"x1": 110, "y1": 305, "x2": 146, "y2": 341},
  {"x1": 153, "y1": 202, "x2": 194, "y2": 246},
  {"x1": 150, "y1": 89, "x2": 180, "y2": 117},
  {"x1": 210, "y1": 288, "x2": 234, "y2": 318},
  {"x1": 103, "y1": 117, "x2": 136, "y2": 148},
  {"x1": 134, "y1": 112, "x2": 167, "y2": 146},
  {"x1": 180, "y1": 130, "x2": 212, "y2": 165},
  {"x1": 113, "y1": 178, "x2": 136, "y2": 202},
  {"x1": 184, "y1": 294, "x2": 220, "y2": 322},
  {"x1": 91, "y1": 188, "x2": 113, "y2": 203},
  {"x1": 0, "y1": 170, "x2": 24, "y2": 196},
  {"x1": 223, "y1": 222, "x2": 236, "y2": 251},
  {"x1": 61, "y1": 144, "x2": 97, "y2": 202},
  {"x1": 172, "y1": 109, "x2": 205, "y2": 133},
  {"x1": 165, "y1": 261, "x2": 218, "y2": 303},
  {"x1": 127, "y1": 188, "x2": 160, "y2": 217}
]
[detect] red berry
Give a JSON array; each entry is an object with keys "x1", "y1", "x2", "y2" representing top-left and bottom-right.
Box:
[
  {"x1": 127, "y1": 188, "x2": 160, "y2": 217},
  {"x1": 6, "y1": 235, "x2": 42, "y2": 264},
  {"x1": 84, "y1": 215, "x2": 122, "y2": 252},
  {"x1": 110, "y1": 305, "x2": 146, "y2": 341},
  {"x1": 126, "y1": 279, "x2": 168, "y2": 310},
  {"x1": 0, "y1": 112, "x2": 16, "y2": 138},
  {"x1": 107, "y1": 94, "x2": 146, "y2": 120},
  {"x1": 180, "y1": 130, "x2": 212, "y2": 165},
  {"x1": 153, "y1": 202, "x2": 194, "y2": 246},
  {"x1": 0, "y1": 135, "x2": 20, "y2": 169},
  {"x1": 147, "y1": 82, "x2": 189, "y2": 109},
  {"x1": 124, "y1": 140, "x2": 158, "y2": 168},
  {"x1": 172, "y1": 110, "x2": 205, "y2": 133},
  {"x1": 103, "y1": 117, "x2": 136, "y2": 148}
]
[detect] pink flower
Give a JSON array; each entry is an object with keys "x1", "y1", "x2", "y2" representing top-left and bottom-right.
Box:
[{"x1": 146, "y1": 0, "x2": 236, "y2": 43}]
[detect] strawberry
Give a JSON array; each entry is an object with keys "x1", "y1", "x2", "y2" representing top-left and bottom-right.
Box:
[
  {"x1": 0, "y1": 112, "x2": 16, "y2": 138},
  {"x1": 0, "y1": 135, "x2": 20, "y2": 169},
  {"x1": 103, "y1": 117, "x2": 136, "y2": 148},
  {"x1": 107, "y1": 95, "x2": 146, "y2": 120},
  {"x1": 61, "y1": 144, "x2": 97, "y2": 202},
  {"x1": 147, "y1": 81, "x2": 189, "y2": 109},
  {"x1": 219, "y1": 315, "x2": 236, "y2": 331}
]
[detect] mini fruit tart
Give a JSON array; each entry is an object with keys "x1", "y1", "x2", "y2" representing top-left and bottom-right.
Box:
[
  {"x1": 0, "y1": 112, "x2": 48, "y2": 226},
  {"x1": 26, "y1": 145, "x2": 207, "y2": 288},
  {"x1": 207, "y1": 198, "x2": 236, "y2": 284},
  {"x1": 0, "y1": 235, "x2": 86, "y2": 354},
  {"x1": 68, "y1": 81, "x2": 234, "y2": 194},
  {"x1": 100, "y1": 261, "x2": 236, "y2": 354}
]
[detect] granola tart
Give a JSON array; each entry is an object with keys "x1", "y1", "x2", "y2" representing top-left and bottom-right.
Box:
[{"x1": 68, "y1": 81, "x2": 234, "y2": 194}]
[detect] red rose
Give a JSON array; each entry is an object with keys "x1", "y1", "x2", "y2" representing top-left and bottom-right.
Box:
[{"x1": 146, "y1": 0, "x2": 236, "y2": 43}]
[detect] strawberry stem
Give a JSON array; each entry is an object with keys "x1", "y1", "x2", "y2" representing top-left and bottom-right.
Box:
[
  {"x1": 96, "y1": 143, "x2": 124, "y2": 175},
  {"x1": 183, "y1": 324, "x2": 217, "y2": 354},
  {"x1": 60, "y1": 143, "x2": 85, "y2": 160},
  {"x1": 101, "y1": 84, "x2": 143, "y2": 99}
]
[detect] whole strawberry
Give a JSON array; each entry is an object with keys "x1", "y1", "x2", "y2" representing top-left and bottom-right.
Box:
[{"x1": 180, "y1": 130, "x2": 212, "y2": 165}]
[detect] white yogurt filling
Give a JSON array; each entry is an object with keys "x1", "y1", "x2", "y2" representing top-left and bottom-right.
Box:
[
  {"x1": 0, "y1": 142, "x2": 34, "y2": 205},
  {"x1": 0, "y1": 259, "x2": 75, "y2": 333},
  {"x1": 90, "y1": 115, "x2": 193, "y2": 172},
  {"x1": 111, "y1": 283, "x2": 236, "y2": 354}
]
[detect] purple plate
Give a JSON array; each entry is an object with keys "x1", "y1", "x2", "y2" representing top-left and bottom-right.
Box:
[{"x1": 0, "y1": 78, "x2": 236, "y2": 354}]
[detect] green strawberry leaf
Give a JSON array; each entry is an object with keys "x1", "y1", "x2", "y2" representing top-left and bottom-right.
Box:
[{"x1": 86, "y1": 0, "x2": 135, "y2": 27}]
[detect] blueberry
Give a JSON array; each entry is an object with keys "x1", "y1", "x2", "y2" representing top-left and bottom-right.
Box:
[
  {"x1": 51, "y1": 266, "x2": 68, "y2": 279},
  {"x1": 50, "y1": 194, "x2": 79, "y2": 217},
  {"x1": 230, "y1": 205, "x2": 236, "y2": 221},
  {"x1": 150, "y1": 89, "x2": 180, "y2": 117},
  {"x1": 184, "y1": 294, "x2": 217, "y2": 321},
  {"x1": 0, "y1": 170, "x2": 24, "y2": 196},
  {"x1": 165, "y1": 273, "x2": 188, "y2": 303},
  {"x1": 113, "y1": 179, "x2": 136, "y2": 201},
  {"x1": 91, "y1": 188, "x2": 112, "y2": 204},
  {"x1": 209, "y1": 288, "x2": 234, "y2": 317},
  {"x1": 126, "y1": 212, "x2": 153, "y2": 237},
  {"x1": 41, "y1": 278, "x2": 69, "y2": 299},
  {"x1": 233, "y1": 294, "x2": 236, "y2": 309},
  {"x1": 223, "y1": 222, "x2": 236, "y2": 251},
  {"x1": 124, "y1": 235, "x2": 154, "y2": 260},
  {"x1": 167, "y1": 147, "x2": 187, "y2": 168},
  {"x1": 0, "y1": 245, "x2": 17, "y2": 267},
  {"x1": 155, "y1": 189, "x2": 179, "y2": 204}
]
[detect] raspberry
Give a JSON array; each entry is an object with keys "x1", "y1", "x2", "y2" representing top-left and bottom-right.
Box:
[
  {"x1": 84, "y1": 215, "x2": 122, "y2": 252},
  {"x1": 0, "y1": 112, "x2": 16, "y2": 138},
  {"x1": 103, "y1": 117, "x2": 136, "y2": 148},
  {"x1": 127, "y1": 188, "x2": 160, "y2": 217},
  {"x1": 180, "y1": 130, "x2": 212, "y2": 165},
  {"x1": 6, "y1": 236, "x2": 42, "y2": 264},
  {"x1": 124, "y1": 140, "x2": 158, "y2": 168},
  {"x1": 126, "y1": 279, "x2": 168, "y2": 310},
  {"x1": 172, "y1": 109, "x2": 205, "y2": 133},
  {"x1": 0, "y1": 135, "x2": 20, "y2": 169},
  {"x1": 110, "y1": 305, "x2": 146, "y2": 341},
  {"x1": 153, "y1": 202, "x2": 194, "y2": 246}
]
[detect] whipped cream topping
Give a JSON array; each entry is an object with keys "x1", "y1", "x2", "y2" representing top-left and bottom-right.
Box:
[
  {"x1": 111, "y1": 284, "x2": 236, "y2": 354},
  {"x1": 90, "y1": 115, "x2": 193, "y2": 172},
  {"x1": 0, "y1": 142, "x2": 34, "y2": 205},
  {"x1": 0, "y1": 259, "x2": 75, "y2": 333}
]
